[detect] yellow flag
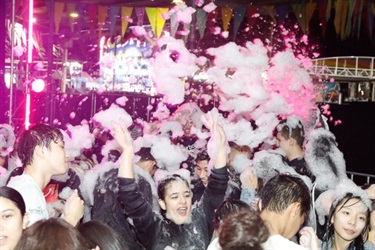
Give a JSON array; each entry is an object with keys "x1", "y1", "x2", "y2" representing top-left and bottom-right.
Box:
[
  {"x1": 146, "y1": 7, "x2": 169, "y2": 38},
  {"x1": 54, "y1": 2, "x2": 65, "y2": 33},
  {"x1": 121, "y1": 7, "x2": 133, "y2": 37},
  {"x1": 221, "y1": 7, "x2": 233, "y2": 32}
]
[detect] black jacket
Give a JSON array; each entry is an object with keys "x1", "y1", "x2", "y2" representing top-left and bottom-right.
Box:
[{"x1": 118, "y1": 167, "x2": 229, "y2": 250}]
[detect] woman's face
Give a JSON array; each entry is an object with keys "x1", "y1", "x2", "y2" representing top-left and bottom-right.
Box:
[
  {"x1": 0, "y1": 197, "x2": 28, "y2": 250},
  {"x1": 159, "y1": 180, "x2": 192, "y2": 225},
  {"x1": 331, "y1": 198, "x2": 368, "y2": 243}
]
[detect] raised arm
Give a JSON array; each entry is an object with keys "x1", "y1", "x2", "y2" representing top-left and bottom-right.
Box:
[
  {"x1": 112, "y1": 121, "x2": 134, "y2": 179},
  {"x1": 201, "y1": 111, "x2": 227, "y2": 170}
]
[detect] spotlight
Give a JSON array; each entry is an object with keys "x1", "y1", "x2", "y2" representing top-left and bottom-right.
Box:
[{"x1": 31, "y1": 79, "x2": 45, "y2": 93}]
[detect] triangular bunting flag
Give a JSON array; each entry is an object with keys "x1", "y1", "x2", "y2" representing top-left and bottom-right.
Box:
[
  {"x1": 146, "y1": 7, "x2": 169, "y2": 38},
  {"x1": 233, "y1": 6, "x2": 246, "y2": 40},
  {"x1": 196, "y1": 8, "x2": 208, "y2": 39},
  {"x1": 88, "y1": 4, "x2": 97, "y2": 34},
  {"x1": 98, "y1": 5, "x2": 108, "y2": 38},
  {"x1": 318, "y1": 0, "x2": 328, "y2": 37},
  {"x1": 170, "y1": 14, "x2": 179, "y2": 37},
  {"x1": 109, "y1": 6, "x2": 120, "y2": 36},
  {"x1": 121, "y1": 7, "x2": 133, "y2": 37},
  {"x1": 67, "y1": 3, "x2": 76, "y2": 32},
  {"x1": 306, "y1": 1, "x2": 317, "y2": 33},
  {"x1": 276, "y1": 4, "x2": 289, "y2": 24},
  {"x1": 292, "y1": 4, "x2": 306, "y2": 33},
  {"x1": 54, "y1": 2, "x2": 65, "y2": 33},
  {"x1": 247, "y1": 6, "x2": 259, "y2": 30},
  {"x1": 221, "y1": 7, "x2": 233, "y2": 32},
  {"x1": 262, "y1": 5, "x2": 276, "y2": 23},
  {"x1": 135, "y1": 7, "x2": 145, "y2": 26},
  {"x1": 345, "y1": 0, "x2": 355, "y2": 39}
]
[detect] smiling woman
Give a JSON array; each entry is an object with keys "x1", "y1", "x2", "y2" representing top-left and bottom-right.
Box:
[
  {"x1": 322, "y1": 193, "x2": 375, "y2": 250},
  {"x1": 0, "y1": 186, "x2": 28, "y2": 250}
]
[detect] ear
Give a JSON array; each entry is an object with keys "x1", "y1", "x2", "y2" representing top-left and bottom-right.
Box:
[
  {"x1": 158, "y1": 199, "x2": 166, "y2": 211},
  {"x1": 34, "y1": 145, "x2": 45, "y2": 158},
  {"x1": 291, "y1": 202, "x2": 301, "y2": 217},
  {"x1": 22, "y1": 212, "x2": 29, "y2": 229},
  {"x1": 288, "y1": 138, "x2": 296, "y2": 146}
]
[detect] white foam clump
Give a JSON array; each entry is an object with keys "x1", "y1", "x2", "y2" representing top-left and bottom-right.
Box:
[
  {"x1": 231, "y1": 154, "x2": 252, "y2": 174},
  {"x1": 132, "y1": 26, "x2": 147, "y2": 36},
  {"x1": 115, "y1": 96, "x2": 128, "y2": 107},
  {"x1": 92, "y1": 103, "x2": 133, "y2": 130},
  {"x1": 150, "y1": 136, "x2": 188, "y2": 172},
  {"x1": 203, "y1": 2, "x2": 217, "y2": 12},
  {"x1": 63, "y1": 124, "x2": 95, "y2": 160},
  {"x1": 154, "y1": 168, "x2": 191, "y2": 188},
  {"x1": 305, "y1": 128, "x2": 347, "y2": 191},
  {"x1": 164, "y1": 3, "x2": 196, "y2": 24},
  {"x1": 0, "y1": 124, "x2": 16, "y2": 153},
  {"x1": 152, "y1": 102, "x2": 171, "y2": 121},
  {"x1": 151, "y1": 37, "x2": 198, "y2": 105},
  {"x1": 253, "y1": 150, "x2": 312, "y2": 189}
]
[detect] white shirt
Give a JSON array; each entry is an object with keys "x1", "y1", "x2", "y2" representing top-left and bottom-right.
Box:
[
  {"x1": 262, "y1": 235, "x2": 308, "y2": 250},
  {"x1": 207, "y1": 237, "x2": 221, "y2": 250},
  {"x1": 7, "y1": 174, "x2": 49, "y2": 226}
]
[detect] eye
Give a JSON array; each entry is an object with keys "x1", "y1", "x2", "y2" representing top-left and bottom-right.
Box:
[
  {"x1": 3, "y1": 213, "x2": 13, "y2": 220},
  {"x1": 359, "y1": 216, "x2": 366, "y2": 221},
  {"x1": 170, "y1": 196, "x2": 177, "y2": 199},
  {"x1": 184, "y1": 193, "x2": 191, "y2": 198}
]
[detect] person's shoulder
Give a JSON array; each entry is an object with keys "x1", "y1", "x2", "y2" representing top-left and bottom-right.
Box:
[
  {"x1": 262, "y1": 235, "x2": 308, "y2": 250},
  {"x1": 7, "y1": 174, "x2": 34, "y2": 189}
]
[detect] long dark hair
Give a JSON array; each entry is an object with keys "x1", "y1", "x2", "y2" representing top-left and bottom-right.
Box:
[
  {"x1": 324, "y1": 193, "x2": 370, "y2": 250},
  {"x1": 0, "y1": 186, "x2": 26, "y2": 216}
]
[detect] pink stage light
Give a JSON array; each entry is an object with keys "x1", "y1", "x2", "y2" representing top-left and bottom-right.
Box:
[
  {"x1": 27, "y1": 0, "x2": 34, "y2": 63},
  {"x1": 31, "y1": 79, "x2": 45, "y2": 93},
  {"x1": 25, "y1": 93, "x2": 31, "y2": 130}
]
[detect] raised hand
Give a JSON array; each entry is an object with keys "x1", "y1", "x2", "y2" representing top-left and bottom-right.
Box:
[
  {"x1": 111, "y1": 120, "x2": 134, "y2": 155},
  {"x1": 111, "y1": 120, "x2": 135, "y2": 179},
  {"x1": 201, "y1": 110, "x2": 227, "y2": 169},
  {"x1": 62, "y1": 189, "x2": 84, "y2": 226}
]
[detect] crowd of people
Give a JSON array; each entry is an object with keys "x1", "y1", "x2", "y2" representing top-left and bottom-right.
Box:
[{"x1": 1, "y1": 107, "x2": 375, "y2": 250}]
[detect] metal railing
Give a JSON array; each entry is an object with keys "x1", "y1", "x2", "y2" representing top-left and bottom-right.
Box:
[
  {"x1": 311, "y1": 56, "x2": 375, "y2": 81},
  {"x1": 346, "y1": 171, "x2": 375, "y2": 185}
]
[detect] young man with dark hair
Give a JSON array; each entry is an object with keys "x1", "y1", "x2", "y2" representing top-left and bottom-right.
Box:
[
  {"x1": 259, "y1": 174, "x2": 319, "y2": 250},
  {"x1": 7, "y1": 124, "x2": 84, "y2": 226},
  {"x1": 276, "y1": 116, "x2": 313, "y2": 179}
]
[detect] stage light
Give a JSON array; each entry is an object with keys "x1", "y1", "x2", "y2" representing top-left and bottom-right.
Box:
[{"x1": 31, "y1": 79, "x2": 45, "y2": 93}]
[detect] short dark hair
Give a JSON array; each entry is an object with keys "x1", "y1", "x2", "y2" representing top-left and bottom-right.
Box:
[
  {"x1": 325, "y1": 193, "x2": 370, "y2": 250},
  {"x1": 0, "y1": 186, "x2": 26, "y2": 216},
  {"x1": 16, "y1": 124, "x2": 63, "y2": 167},
  {"x1": 213, "y1": 199, "x2": 251, "y2": 230},
  {"x1": 196, "y1": 150, "x2": 210, "y2": 162},
  {"x1": 157, "y1": 174, "x2": 189, "y2": 200},
  {"x1": 15, "y1": 218, "x2": 90, "y2": 250},
  {"x1": 136, "y1": 147, "x2": 155, "y2": 162},
  {"x1": 219, "y1": 210, "x2": 269, "y2": 250},
  {"x1": 260, "y1": 174, "x2": 311, "y2": 220},
  {"x1": 277, "y1": 118, "x2": 305, "y2": 148},
  {"x1": 77, "y1": 220, "x2": 128, "y2": 250}
]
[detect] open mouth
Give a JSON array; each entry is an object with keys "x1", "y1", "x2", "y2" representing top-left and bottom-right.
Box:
[{"x1": 177, "y1": 207, "x2": 188, "y2": 216}]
